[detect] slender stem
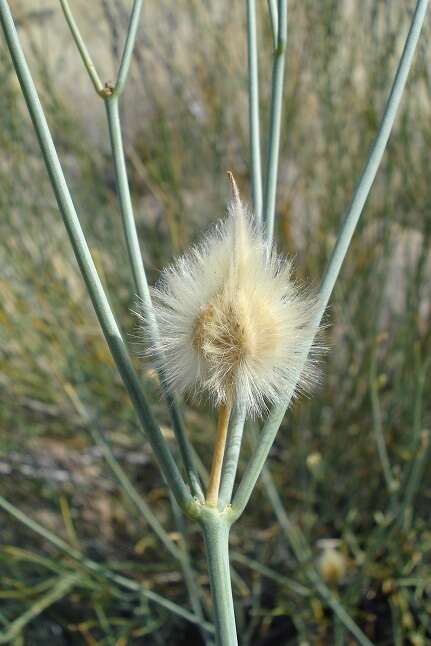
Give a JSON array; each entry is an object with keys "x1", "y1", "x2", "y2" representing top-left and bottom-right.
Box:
[
  {"x1": 311, "y1": 573, "x2": 374, "y2": 646},
  {"x1": 58, "y1": 0, "x2": 104, "y2": 95},
  {"x1": 370, "y1": 354, "x2": 395, "y2": 496},
  {"x1": 91, "y1": 428, "x2": 182, "y2": 561},
  {"x1": 0, "y1": 495, "x2": 213, "y2": 632},
  {"x1": 166, "y1": 394, "x2": 204, "y2": 501},
  {"x1": 26, "y1": 0, "x2": 202, "y2": 502},
  {"x1": 260, "y1": 463, "x2": 310, "y2": 560},
  {"x1": 60, "y1": 0, "x2": 143, "y2": 98},
  {"x1": 105, "y1": 95, "x2": 203, "y2": 501},
  {"x1": 267, "y1": 0, "x2": 279, "y2": 47},
  {"x1": 263, "y1": 0, "x2": 288, "y2": 248},
  {"x1": 246, "y1": 0, "x2": 263, "y2": 225},
  {"x1": 231, "y1": 0, "x2": 429, "y2": 521},
  {"x1": 398, "y1": 358, "x2": 430, "y2": 525},
  {"x1": 115, "y1": 0, "x2": 144, "y2": 97},
  {"x1": 317, "y1": 0, "x2": 429, "y2": 321},
  {"x1": 70, "y1": 384, "x2": 208, "y2": 641},
  {"x1": 231, "y1": 551, "x2": 310, "y2": 596},
  {"x1": 399, "y1": 430, "x2": 430, "y2": 525},
  {"x1": 218, "y1": 404, "x2": 247, "y2": 509},
  {"x1": 260, "y1": 464, "x2": 374, "y2": 646},
  {"x1": 202, "y1": 514, "x2": 237, "y2": 646},
  {"x1": 170, "y1": 496, "x2": 212, "y2": 646},
  {"x1": 105, "y1": 97, "x2": 149, "y2": 304},
  {"x1": 231, "y1": 390, "x2": 294, "y2": 520},
  {"x1": 207, "y1": 402, "x2": 232, "y2": 507},
  {"x1": 0, "y1": 573, "x2": 80, "y2": 644},
  {"x1": 96, "y1": 426, "x2": 210, "y2": 641},
  {"x1": 0, "y1": 1, "x2": 192, "y2": 511},
  {"x1": 104, "y1": 4, "x2": 202, "y2": 500}
]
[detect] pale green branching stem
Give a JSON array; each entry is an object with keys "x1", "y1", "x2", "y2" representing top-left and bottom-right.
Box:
[
  {"x1": 115, "y1": 0, "x2": 143, "y2": 97},
  {"x1": 398, "y1": 357, "x2": 430, "y2": 526},
  {"x1": 91, "y1": 428, "x2": 182, "y2": 561},
  {"x1": 260, "y1": 465, "x2": 374, "y2": 646},
  {"x1": 267, "y1": 0, "x2": 279, "y2": 48},
  {"x1": 58, "y1": 0, "x2": 104, "y2": 95},
  {"x1": 232, "y1": 0, "x2": 429, "y2": 521},
  {"x1": 246, "y1": 0, "x2": 263, "y2": 224},
  {"x1": 0, "y1": 573, "x2": 80, "y2": 644},
  {"x1": 2, "y1": 3, "x2": 429, "y2": 646},
  {"x1": 201, "y1": 510, "x2": 237, "y2": 646},
  {"x1": 0, "y1": 0, "x2": 193, "y2": 512},
  {"x1": 105, "y1": 96, "x2": 148, "y2": 295},
  {"x1": 59, "y1": 385, "x2": 210, "y2": 641},
  {"x1": 263, "y1": 0, "x2": 288, "y2": 247},
  {"x1": 370, "y1": 353, "x2": 396, "y2": 496},
  {"x1": 96, "y1": 431, "x2": 211, "y2": 642},
  {"x1": 169, "y1": 495, "x2": 213, "y2": 645},
  {"x1": 0, "y1": 495, "x2": 213, "y2": 633},
  {"x1": 218, "y1": 404, "x2": 247, "y2": 509},
  {"x1": 104, "y1": 96, "x2": 202, "y2": 500},
  {"x1": 59, "y1": 0, "x2": 203, "y2": 500},
  {"x1": 109, "y1": 1, "x2": 203, "y2": 500},
  {"x1": 317, "y1": 0, "x2": 429, "y2": 320}
]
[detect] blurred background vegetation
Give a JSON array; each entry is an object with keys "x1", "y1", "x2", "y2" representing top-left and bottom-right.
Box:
[{"x1": 0, "y1": 0, "x2": 430, "y2": 644}]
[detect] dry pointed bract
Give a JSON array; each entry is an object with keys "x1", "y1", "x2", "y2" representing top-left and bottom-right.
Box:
[{"x1": 139, "y1": 176, "x2": 321, "y2": 417}]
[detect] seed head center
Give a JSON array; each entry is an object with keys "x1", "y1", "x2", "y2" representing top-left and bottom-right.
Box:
[{"x1": 192, "y1": 298, "x2": 253, "y2": 370}]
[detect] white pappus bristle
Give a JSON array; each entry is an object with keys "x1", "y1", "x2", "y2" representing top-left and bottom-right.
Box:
[{"x1": 138, "y1": 185, "x2": 322, "y2": 417}]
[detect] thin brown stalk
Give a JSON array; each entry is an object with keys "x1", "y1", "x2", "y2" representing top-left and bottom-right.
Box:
[{"x1": 206, "y1": 402, "x2": 232, "y2": 507}]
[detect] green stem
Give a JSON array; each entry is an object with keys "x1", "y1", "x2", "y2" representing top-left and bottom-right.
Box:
[
  {"x1": 398, "y1": 358, "x2": 430, "y2": 525},
  {"x1": 202, "y1": 513, "x2": 237, "y2": 646},
  {"x1": 260, "y1": 463, "x2": 310, "y2": 560},
  {"x1": 60, "y1": 0, "x2": 143, "y2": 98},
  {"x1": 370, "y1": 353, "x2": 395, "y2": 496},
  {"x1": 267, "y1": 0, "x2": 279, "y2": 47},
  {"x1": 0, "y1": 0, "x2": 192, "y2": 511},
  {"x1": 246, "y1": 0, "x2": 263, "y2": 225},
  {"x1": 71, "y1": 391, "x2": 208, "y2": 637},
  {"x1": 0, "y1": 495, "x2": 212, "y2": 632},
  {"x1": 91, "y1": 428, "x2": 182, "y2": 561},
  {"x1": 311, "y1": 574, "x2": 374, "y2": 646},
  {"x1": 263, "y1": 0, "x2": 288, "y2": 248},
  {"x1": 218, "y1": 404, "x2": 247, "y2": 509},
  {"x1": 230, "y1": 551, "x2": 309, "y2": 596},
  {"x1": 170, "y1": 496, "x2": 212, "y2": 646},
  {"x1": 115, "y1": 0, "x2": 144, "y2": 97},
  {"x1": 232, "y1": 0, "x2": 429, "y2": 521},
  {"x1": 0, "y1": 573, "x2": 80, "y2": 644},
  {"x1": 104, "y1": 96, "x2": 203, "y2": 500},
  {"x1": 317, "y1": 0, "x2": 429, "y2": 320},
  {"x1": 59, "y1": 0, "x2": 104, "y2": 95},
  {"x1": 105, "y1": 96, "x2": 149, "y2": 304},
  {"x1": 259, "y1": 464, "x2": 373, "y2": 646},
  {"x1": 93, "y1": 426, "x2": 210, "y2": 641}
]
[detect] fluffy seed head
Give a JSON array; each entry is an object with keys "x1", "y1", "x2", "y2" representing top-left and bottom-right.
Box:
[{"x1": 139, "y1": 178, "x2": 322, "y2": 416}]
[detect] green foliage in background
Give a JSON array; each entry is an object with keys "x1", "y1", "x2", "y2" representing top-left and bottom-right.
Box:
[{"x1": 0, "y1": 1, "x2": 430, "y2": 644}]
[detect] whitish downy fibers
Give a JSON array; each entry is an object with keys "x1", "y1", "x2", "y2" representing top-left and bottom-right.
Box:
[{"x1": 138, "y1": 182, "x2": 322, "y2": 417}]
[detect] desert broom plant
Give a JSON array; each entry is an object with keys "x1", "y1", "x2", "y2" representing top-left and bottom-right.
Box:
[{"x1": 0, "y1": 1, "x2": 429, "y2": 645}]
